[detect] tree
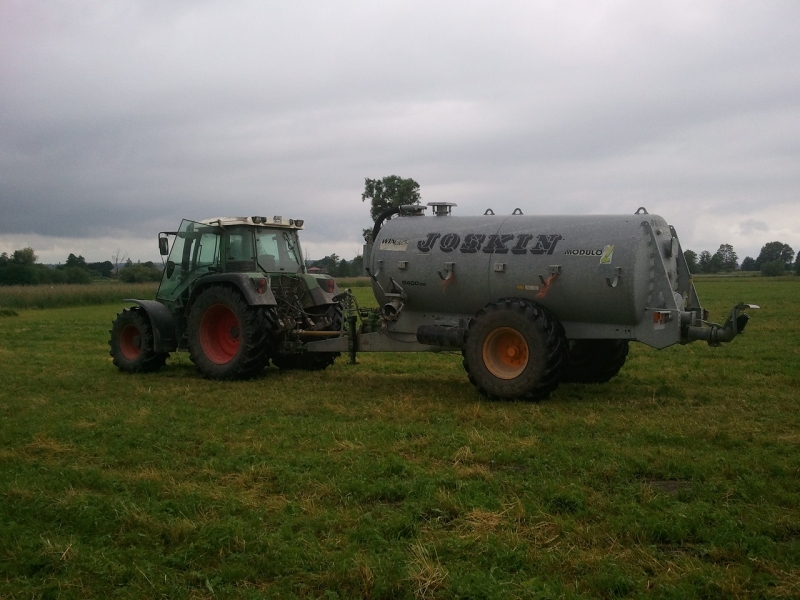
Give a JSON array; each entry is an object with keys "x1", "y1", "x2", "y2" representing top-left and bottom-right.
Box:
[
  {"x1": 336, "y1": 259, "x2": 351, "y2": 277},
  {"x1": 795, "y1": 253, "x2": 800, "y2": 275},
  {"x1": 756, "y1": 241, "x2": 794, "y2": 271},
  {"x1": 0, "y1": 247, "x2": 41, "y2": 286},
  {"x1": 11, "y1": 247, "x2": 36, "y2": 266},
  {"x1": 361, "y1": 175, "x2": 421, "y2": 224},
  {"x1": 740, "y1": 256, "x2": 757, "y2": 271},
  {"x1": 709, "y1": 252, "x2": 723, "y2": 273},
  {"x1": 683, "y1": 250, "x2": 699, "y2": 274},
  {"x1": 65, "y1": 253, "x2": 88, "y2": 269},
  {"x1": 62, "y1": 266, "x2": 92, "y2": 284},
  {"x1": 761, "y1": 259, "x2": 786, "y2": 277},
  {"x1": 119, "y1": 261, "x2": 162, "y2": 283},
  {"x1": 87, "y1": 261, "x2": 114, "y2": 278},
  {"x1": 698, "y1": 250, "x2": 713, "y2": 273},
  {"x1": 111, "y1": 248, "x2": 128, "y2": 274},
  {"x1": 713, "y1": 244, "x2": 738, "y2": 271},
  {"x1": 351, "y1": 254, "x2": 364, "y2": 277}
]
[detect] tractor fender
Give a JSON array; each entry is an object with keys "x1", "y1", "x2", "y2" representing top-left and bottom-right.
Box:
[
  {"x1": 187, "y1": 273, "x2": 278, "y2": 308},
  {"x1": 124, "y1": 299, "x2": 178, "y2": 353}
]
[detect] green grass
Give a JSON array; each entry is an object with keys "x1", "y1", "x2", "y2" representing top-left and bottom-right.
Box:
[
  {"x1": 0, "y1": 276, "x2": 368, "y2": 312},
  {"x1": 0, "y1": 279, "x2": 798, "y2": 598},
  {"x1": 335, "y1": 276, "x2": 372, "y2": 288},
  {"x1": 0, "y1": 282, "x2": 159, "y2": 310}
]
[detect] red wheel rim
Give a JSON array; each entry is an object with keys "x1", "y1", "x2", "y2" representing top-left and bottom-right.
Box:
[
  {"x1": 119, "y1": 324, "x2": 142, "y2": 360},
  {"x1": 199, "y1": 304, "x2": 240, "y2": 364}
]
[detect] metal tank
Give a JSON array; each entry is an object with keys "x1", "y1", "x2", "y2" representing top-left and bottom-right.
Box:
[
  {"x1": 368, "y1": 204, "x2": 696, "y2": 349},
  {"x1": 307, "y1": 203, "x2": 756, "y2": 401}
]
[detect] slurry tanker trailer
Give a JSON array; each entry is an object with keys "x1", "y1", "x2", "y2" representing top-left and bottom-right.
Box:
[{"x1": 110, "y1": 205, "x2": 755, "y2": 401}]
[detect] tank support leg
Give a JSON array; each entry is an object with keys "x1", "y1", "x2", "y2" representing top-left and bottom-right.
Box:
[{"x1": 347, "y1": 315, "x2": 358, "y2": 364}]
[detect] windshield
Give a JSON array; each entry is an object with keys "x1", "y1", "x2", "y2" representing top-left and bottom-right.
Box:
[
  {"x1": 157, "y1": 219, "x2": 221, "y2": 301},
  {"x1": 255, "y1": 229, "x2": 303, "y2": 273}
]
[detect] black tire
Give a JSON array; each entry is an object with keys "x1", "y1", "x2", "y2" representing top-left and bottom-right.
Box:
[
  {"x1": 272, "y1": 353, "x2": 338, "y2": 371},
  {"x1": 462, "y1": 298, "x2": 566, "y2": 401},
  {"x1": 562, "y1": 339, "x2": 629, "y2": 384},
  {"x1": 272, "y1": 304, "x2": 342, "y2": 371},
  {"x1": 187, "y1": 286, "x2": 272, "y2": 380},
  {"x1": 109, "y1": 307, "x2": 169, "y2": 373}
]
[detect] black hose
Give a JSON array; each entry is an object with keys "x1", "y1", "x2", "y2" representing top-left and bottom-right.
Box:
[{"x1": 371, "y1": 206, "x2": 401, "y2": 243}]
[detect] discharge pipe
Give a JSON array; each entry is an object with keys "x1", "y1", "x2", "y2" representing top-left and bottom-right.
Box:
[{"x1": 685, "y1": 303, "x2": 759, "y2": 346}]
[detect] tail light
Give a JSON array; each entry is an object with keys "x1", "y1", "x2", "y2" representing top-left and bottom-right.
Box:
[
  {"x1": 319, "y1": 278, "x2": 336, "y2": 293},
  {"x1": 254, "y1": 277, "x2": 268, "y2": 294}
]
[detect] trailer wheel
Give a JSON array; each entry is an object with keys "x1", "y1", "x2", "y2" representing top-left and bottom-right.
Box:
[
  {"x1": 562, "y1": 340, "x2": 629, "y2": 384},
  {"x1": 272, "y1": 304, "x2": 342, "y2": 371},
  {"x1": 462, "y1": 298, "x2": 566, "y2": 401},
  {"x1": 109, "y1": 307, "x2": 169, "y2": 373},
  {"x1": 187, "y1": 286, "x2": 272, "y2": 380}
]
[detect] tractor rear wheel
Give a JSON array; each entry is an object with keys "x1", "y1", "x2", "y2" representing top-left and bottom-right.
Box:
[
  {"x1": 187, "y1": 286, "x2": 272, "y2": 380},
  {"x1": 109, "y1": 307, "x2": 169, "y2": 373},
  {"x1": 562, "y1": 339, "x2": 629, "y2": 384},
  {"x1": 462, "y1": 298, "x2": 566, "y2": 401}
]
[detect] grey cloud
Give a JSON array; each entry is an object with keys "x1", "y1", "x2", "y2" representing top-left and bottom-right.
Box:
[
  {"x1": 1, "y1": 0, "x2": 799, "y2": 263},
  {"x1": 737, "y1": 220, "x2": 769, "y2": 235}
]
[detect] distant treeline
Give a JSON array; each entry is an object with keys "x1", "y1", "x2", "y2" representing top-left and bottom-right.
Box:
[
  {"x1": 0, "y1": 248, "x2": 162, "y2": 286},
  {"x1": 307, "y1": 254, "x2": 364, "y2": 277},
  {"x1": 685, "y1": 241, "x2": 799, "y2": 276}
]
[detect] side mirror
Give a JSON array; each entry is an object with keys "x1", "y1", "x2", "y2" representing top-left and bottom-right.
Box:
[{"x1": 159, "y1": 236, "x2": 170, "y2": 256}]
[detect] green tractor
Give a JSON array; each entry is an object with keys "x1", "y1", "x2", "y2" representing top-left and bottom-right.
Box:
[{"x1": 109, "y1": 216, "x2": 345, "y2": 379}]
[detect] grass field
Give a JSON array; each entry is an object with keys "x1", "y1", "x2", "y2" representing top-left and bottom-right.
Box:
[
  {"x1": 0, "y1": 282, "x2": 159, "y2": 310},
  {"x1": 0, "y1": 279, "x2": 368, "y2": 312},
  {"x1": 0, "y1": 278, "x2": 798, "y2": 599}
]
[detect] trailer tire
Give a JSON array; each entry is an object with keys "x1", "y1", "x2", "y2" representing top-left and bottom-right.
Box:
[
  {"x1": 109, "y1": 307, "x2": 169, "y2": 373},
  {"x1": 272, "y1": 304, "x2": 342, "y2": 371},
  {"x1": 562, "y1": 340, "x2": 629, "y2": 384},
  {"x1": 187, "y1": 285, "x2": 272, "y2": 380},
  {"x1": 462, "y1": 298, "x2": 566, "y2": 401}
]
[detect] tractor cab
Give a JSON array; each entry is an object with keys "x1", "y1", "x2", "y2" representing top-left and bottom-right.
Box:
[{"x1": 156, "y1": 217, "x2": 306, "y2": 303}]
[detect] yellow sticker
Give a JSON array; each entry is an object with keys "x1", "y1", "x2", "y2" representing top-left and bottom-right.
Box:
[{"x1": 599, "y1": 244, "x2": 614, "y2": 264}]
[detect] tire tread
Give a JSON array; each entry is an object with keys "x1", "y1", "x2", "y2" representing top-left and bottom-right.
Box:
[
  {"x1": 109, "y1": 307, "x2": 169, "y2": 373},
  {"x1": 462, "y1": 297, "x2": 566, "y2": 401},
  {"x1": 187, "y1": 285, "x2": 273, "y2": 380}
]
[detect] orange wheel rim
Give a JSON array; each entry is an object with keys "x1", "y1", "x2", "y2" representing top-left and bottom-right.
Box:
[{"x1": 482, "y1": 327, "x2": 528, "y2": 379}]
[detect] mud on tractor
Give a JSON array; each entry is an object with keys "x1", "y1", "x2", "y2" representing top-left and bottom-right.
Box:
[{"x1": 110, "y1": 206, "x2": 756, "y2": 400}]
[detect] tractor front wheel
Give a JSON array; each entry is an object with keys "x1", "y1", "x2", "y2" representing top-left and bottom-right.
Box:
[
  {"x1": 462, "y1": 298, "x2": 566, "y2": 401},
  {"x1": 109, "y1": 307, "x2": 169, "y2": 373},
  {"x1": 187, "y1": 286, "x2": 271, "y2": 380}
]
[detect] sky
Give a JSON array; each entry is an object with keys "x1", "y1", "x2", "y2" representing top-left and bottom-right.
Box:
[{"x1": 1, "y1": 0, "x2": 799, "y2": 265}]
